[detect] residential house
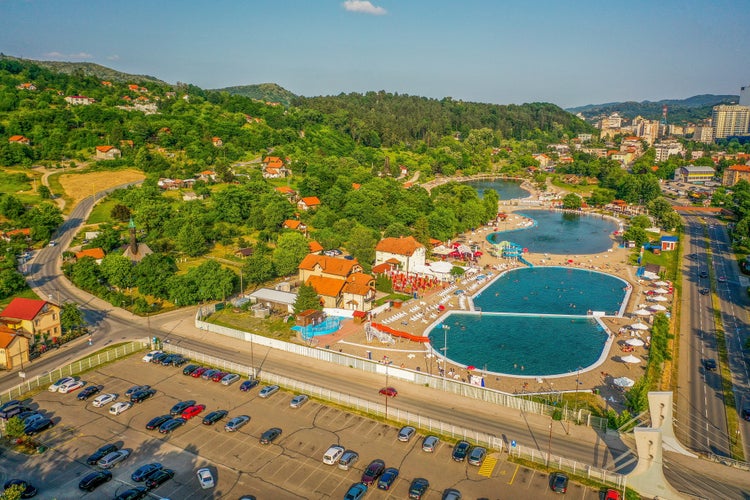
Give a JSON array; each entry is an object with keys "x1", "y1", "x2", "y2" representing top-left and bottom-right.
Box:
[
  {"x1": 197, "y1": 170, "x2": 216, "y2": 182},
  {"x1": 234, "y1": 247, "x2": 254, "y2": 258},
  {"x1": 533, "y1": 154, "x2": 552, "y2": 169},
  {"x1": 298, "y1": 254, "x2": 362, "y2": 283},
  {"x1": 16, "y1": 82, "x2": 37, "y2": 90},
  {"x1": 8, "y1": 135, "x2": 31, "y2": 145},
  {"x1": 306, "y1": 275, "x2": 346, "y2": 309},
  {"x1": 101, "y1": 81, "x2": 112, "y2": 87},
  {"x1": 0, "y1": 326, "x2": 30, "y2": 370},
  {"x1": 1, "y1": 228, "x2": 31, "y2": 242},
  {"x1": 374, "y1": 236, "x2": 426, "y2": 275},
  {"x1": 211, "y1": 137, "x2": 223, "y2": 147},
  {"x1": 263, "y1": 156, "x2": 284, "y2": 168},
  {"x1": 341, "y1": 273, "x2": 376, "y2": 311},
  {"x1": 297, "y1": 196, "x2": 321, "y2": 211},
  {"x1": 283, "y1": 219, "x2": 307, "y2": 232},
  {"x1": 263, "y1": 167, "x2": 283, "y2": 179},
  {"x1": 0, "y1": 298, "x2": 62, "y2": 344},
  {"x1": 75, "y1": 247, "x2": 105, "y2": 264},
  {"x1": 660, "y1": 236, "x2": 678, "y2": 251},
  {"x1": 95, "y1": 146, "x2": 121, "y2": 160},
  {"x1": 65, "y1": 95, "x2": 95, "y2": 105},
  {"x1": 722, "y1": 164, "x2": 750, "y2": 186},
  {"x1": 308, "y1": 240, "x2": 324, "y2": 254},
  {"x1": 275, "y1": 186, "x2": 296, "y2": 198}
]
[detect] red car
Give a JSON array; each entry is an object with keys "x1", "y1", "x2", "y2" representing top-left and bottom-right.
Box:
[
  {"x1": 191, "y1": 367, "x2": 209, "y2": 378},
  {"x1": 604, "y1": 490, "x2": 621, "y2": 500},
  {"x1": 211, "y1": 371, "x2": 228, "y2": 382},
  {"x1": 181, "y1": 404, "x2": 206, "y2": 420},
  {"x1": 379, "y1": 387, "x2": 398, "y2": 397}
]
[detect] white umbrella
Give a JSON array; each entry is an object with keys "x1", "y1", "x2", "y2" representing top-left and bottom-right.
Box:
[
  {"x1": 620, "y1": 355, "x2": 641, "y2": 364},
  {"x1": 634, "y1": 309, "x2": 652, "y2": 316},
  {"x1": 652, "y1": 288, "x2": 669, "y2": 294},
  {"x1": 653, "y1": 281, "x2": 669, "y2": 287},
  {"x1": 649, "y1": 304, "x2": 667, "y2": 311},
  {"x1": 630, "y1": 322, "x2": 649, "y2": 331},
  {"x1": 650, "y1": 295, "x2": 668, "y2": 302},
  {"x1": 626, "y1": 338, "x2": 645, "y2": 347},
  {"x1": 613, "y1": 376, "x2": 635, "y2": 387}
]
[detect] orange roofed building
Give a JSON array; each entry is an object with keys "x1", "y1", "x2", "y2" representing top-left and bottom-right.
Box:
[
  {"x1": 8, "y1": 135, "x2": 31, "y2": 145},
  {"x1": 95, "y1": 145, "x2": 121, "y2": 160},
  {"x1": 75, "y1": 247, "x2": 105, "y2": 263},
  {"x1": 297, "y1": 196, "x2": 321, "y2": 211},
  {"x1": 0, "y1": 298, "x2": 61, "y2": 344},
  {"x1": 298, "y1": 255, "x2": 375, "y2": 311},
  {"x1": 374, "y1": 236, "x2": 426, "y2": 275},
  {"x1": 0, "y1": 325, "x2": 30, "y2": 370},
  {"x1": 722, "y1": 164, "x2": 750, "y2": 187}
]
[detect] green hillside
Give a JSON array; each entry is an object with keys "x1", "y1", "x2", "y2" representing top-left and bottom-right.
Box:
[
  {"x1": 213, "y1": 83, "x2": 297, "y2": 106},
  {"x1": 567, "y1": 94, "x2": 739, "y2": 124},
  {"x1": 0, "y1": 54, "x2": 167, "y2": 85}
]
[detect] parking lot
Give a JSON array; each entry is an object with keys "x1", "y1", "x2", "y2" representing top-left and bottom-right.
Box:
[{"x1": 2, "y1": 354, "x2": 608, "y2": 499}]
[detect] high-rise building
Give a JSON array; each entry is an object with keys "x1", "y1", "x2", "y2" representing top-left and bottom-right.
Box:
[
  {"x1": 741, "y1": 84, "x2": 750, "y2": 106},
  {"x1": 711, "y1": 105, "x2": 750, "y2": 139}
]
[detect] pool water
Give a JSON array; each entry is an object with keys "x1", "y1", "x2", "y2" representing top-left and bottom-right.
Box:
[
  {"x1": 489, "y1": 209, "x2": 618, "y2": 255},
  {"x1": 462, "y1": 179, "x2": 530, "y2": 200},
  {"x1": 292, "y1": 317, "x2": 342, "y2": 339}
]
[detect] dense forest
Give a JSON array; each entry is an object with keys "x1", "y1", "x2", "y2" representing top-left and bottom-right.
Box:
[{"x1": 568, "y1": 94, "x2": 739, "y2": 124}]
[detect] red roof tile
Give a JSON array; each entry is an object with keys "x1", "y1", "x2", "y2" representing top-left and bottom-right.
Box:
[
  {"x1": 76, "y1": 248, "x2": 105, "y2": 260},
  {"x1": 0, "y1": 298, "x2": 48, "y2": 321},
  {"x1": 375, "y1": 236, "x2": 424, "y2": 256}
]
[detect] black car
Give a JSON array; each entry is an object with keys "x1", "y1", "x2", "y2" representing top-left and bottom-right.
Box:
[
  {"x1": 699, "y1": 288, "x2": 710, "y2": 295},
  {"x1": 239, "y1": 379, "x2": 259, "y2": 392},
  {"x1": 361, "y1": 459, "x2": 386, "y2": 486},
  {"x1": 170, "y1": 399, "x2": 196, "y2": 416},
  {"x1": 699, "y1": 270, "x2": 708, "y2": 278},
  {"x1": 77, "y1": 384, "x2": 103, "y2": 400},
  {"x1": 202, "y1": 409, "x2": 229, "y2": 425},
  {"x1": 550, "y1": 472, "x2": 569, "y2": 493},
  {"x1": 703, "y1": 358, "x2": 718, "y2": 372},
  {"x1": 125, "y1": 385, "x2": 150, "y2": 397},
  {"x1": 182, "y1": 364, "x2": 200, "y2": 375},
  {"x1": 0, "y1": 399, "x2": 21, "y2": 412},
  {"x1": 159, "y1": 417, "x2": 186, "y2": 434},
  {"x1": 86, "y1": 443, "x2": 119, "y2": 465},
  {"x1": 130, "y1": 388, "x2": 157, "y2": 403},
  {"x1": 171, "y1": 355, "x2": 188, "y2": 367},
  {"x1": 259, "y1": 427, "x2": 282, "y2": 444},
  {"x1": 409, "y1": 477, "x2": 429, "y2": 499},
  {"x1": 145, "y1": 468, "x2": 175, "y2": 490},
  {"x1": 0, "y1": 404, "x2": 31, "y2": 419},
  {"x1": 146, "y1": 414, "x2": 172, "y2": 430},
  {"x1": 24, "y1": 418, "x2": 53, "y2": 436},
  {"x1": 78, "y1": 470, "x2": 112, "y2": 492},
  {"x1": 151, "y1": 353, "x2": 169, "y2": 364},
  {"x1": 131, "y1": 462, "x2": 163, "y2": 482},
  {"x1": 113, "y1": 487, "x2": 148, "y2": 500},
  {"x1": 741, "y1": 401, "x2": 750, "y2": 421},
  {"x1": 451, "y1": 440, "x2": 471, "y2": 462},
  {"x1": 3, "y1": 479, "x2": 38, "y2": 498}
]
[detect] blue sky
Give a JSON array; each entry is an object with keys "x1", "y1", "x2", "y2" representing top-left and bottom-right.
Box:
[{"x1": 1, "y1": 0, "x2": 749, "y2": 108}]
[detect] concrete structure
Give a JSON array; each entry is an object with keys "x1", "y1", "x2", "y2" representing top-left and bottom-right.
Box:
[
  {"x1": 741, "y1": 83, "x2": 750, "y2": 107},
  {"x1": 626, "y1": 428, "x2": 687, "y2": 499},
  {"x1": 654, "y1": 141, "x2": 684, "y2": 162},
  {"x1": 691, "y1": 126, "x2": 714, "y2": 144},
  {"x1": 647, "y1": 392, "x2": 696, "y2": 457},
  {"x1": 675, "y1": 165, "x2": 715, "y2": 184},
  {"x1": 248, "y1": 288, "x2": 297, "y2": 314},
  {"x1": 722, "y1": 164, "x2": 750, "y2": 186},
  {"x1": 711, "y1": 104, "x2": 750, "y2": 139}
]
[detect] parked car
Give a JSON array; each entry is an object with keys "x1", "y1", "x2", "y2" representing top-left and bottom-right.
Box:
[
  {"x1": 181, "y1": 404, "x2": 206, "y2": 420},
  {"x1": 377, "y1": 467, "x2": 399, "y2": 490},
  {"x1": 422, "y1": 435, "x2": 439, "y2": 452},
  {"x1": 196, "y1": 468, "x2": 215, "y2": 489},
  {"x1": 409, "y1": 477, "x2": 430, "y2": 499},
  {"x1": 125, "y1": 385, "x2": 150, "y2": 397},
  {"x1": 109, "y1": 401, "x2": 133, "y2": 415},
  {"x1": 77, "y1": 384, "x2": 103, "y2": 400},
  {"x1": 159, "y1": 354, "x2": 177, "y2": 366},
  {"x1": 397, "y1": 425, "x2": 416, "y2": 442},
  {"x1": 742, "y1": 400, "x2": 750, "y2": 421},
  {"x1": 78, "y1": 470, "x2": 112, "y2": 492},
  {"x1": 24, "y1": 418, "x2": 54, "y2": 436},
  {"x1": 142, "y1": 350, "x2": 162, "y2": 362},
  {"x1": 201, "y1": 369, "x2": 220, "y2": 380},
  {"x1": 258, "y1": 385, "x2": 280, "y2": 398},
  {"x1": 58, "y1": 379, "x2": 86, "y2": 394},
  {"x1": 604, "y1": 489, "x2": 622, "y2": 500},
  {"x1": 361, "y1": 459, "x2": 385, "y2": 485},
  {"x1": 170, "y1": 355, "x2": 188, "y2": 367},
  {"x1": 220, "y1": 373, "x2": 240, "y2": 386},
  {"x1": 182, "y1": 364, "x2": 200, "y2": 375},
  {"x1": 2, "y1": 479, "x2": 37, "y2": 498},
  {"x1": 131, "y1": 462, "x2": 163, "y2": 482},
  {"x1": 144, "y1": 468, "x2": 174, "y2": 490},
  {"x1": 225, "y1": 415, "x2": 250, "y2": 432},
  {"x1": 48, "y1": 376, "x2": 76, "y2": 392},
  {"x1": 92, "y1": 393, "x2": 117, "y2": 407},
  {"x1": 290, "y1": 394, "x2": 309, "y2": 408},
  {"x1": 98, "y1": 449, "x2": 131, "y2": 469},
  {"x1": 322, "y1": 445, "x2": 345, "y2": 465},
  {"x1": 202, "y1": 409, "x2": 229, "y2": 425},
  {"x1": 239, "y1": 379, "x2": 259, "y2": 391},
  {"x1": 379, "y1": 387, "x2": 398, "y2": 397},
  {"x1": 259, "y1": 427, "x2": 282, "y2": 444},
  {"x1": 170, "y1": 400, "x2": 196, "y2": 416},
  {"x1": 22, "y1": 413, "x2": 46, "y2": 427},
  {"x1": 146, "y1": 414, "x2": 172, "y2": 430},
  {"x1": 442, "y1": 488, "x2": 462, "y2": 500},
  {"x1": 699, "y1": 288, "x2": 710, "y2": 295},
  {"x1": 211, "y1": 371, "x2": 228, "y2": 382},
  {"x1": 451, "y1": 441, "x2": 471, "y2": 462},
  {"x1": 338, "y1": 450, "x2": 359, "y2": 470},
  {"x1": 550, "y1": 472, "x2": 569, "y2": 493},
  {"x1": 468, "y1": 446, "x2": 487, "y2": 466},
  {"x1": 344, "y1": 483, "x2": 368, "y2": 500},
  {"x1": 130, "y1": 388, "x2": 156, "y2": 403},
  {"x1": 191, "y1": 367, "x2": 209, "y2": 378},
  {"x1": 0, "y1": 399, "x2": 21, "y2": 412},
  {"x1": 150, "y1": 353, "x2": 168, "y2": 364},
  {"x1": 158, "y1": 418, "x2": 187, "y2": 434},
  {"x1": 0, "y1": 404, "x2": 31, "y2": 420},
  {"x1": 703, "y1": 358, "x2": 717, "y2": 372},
  {"x1": 86, "y1": 443, "x2": 119, "y2": 465},
  {"x1": 113, "y1": 487, "x2": 148, "y2": 500}
]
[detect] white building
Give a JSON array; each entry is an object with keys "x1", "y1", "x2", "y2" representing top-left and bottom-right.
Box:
[
  {"x1": 654, "y1": 141, "x2": 684, "y2": 162},
  {"x1": 374, "y1": 236, "x2": 426, "y2": 275},
  {"x1": 712, "y1": 105, "x2": 750, "y2": 139},
  {"x1": 741, "y1": 84, "x2": 750, "y2": 107}
]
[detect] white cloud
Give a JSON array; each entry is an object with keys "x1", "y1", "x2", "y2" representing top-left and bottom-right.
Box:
[
  {"x1": 69, "y1": 52, "x2": 93, "y2": 59},
  {"x1": 342, "y1": 0, "x2": 387, "y2": 15},
  {"x1": 44, "y1": 51, "x2": 93, "y2": 60}
]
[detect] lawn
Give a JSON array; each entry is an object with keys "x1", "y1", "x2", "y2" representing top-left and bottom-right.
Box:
[
  {"x1": 0, "y1": 168, "x2": 42, "y2": 204},
  {"x1": 86, "y1": 199, "x2": 118, "y2": 225},
  {"x1": 205, "y1": 308, "x2": 298, "y2": 342}
]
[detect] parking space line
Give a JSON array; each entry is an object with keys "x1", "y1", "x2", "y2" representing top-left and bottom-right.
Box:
[
  {"x1": 478, "y1": 455, "x2": 498, "y2": 477},
  {"x1": 507, "y1": 463, "x2": 520, "y2": 484}
]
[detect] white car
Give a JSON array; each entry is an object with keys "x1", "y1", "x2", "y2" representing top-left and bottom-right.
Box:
[
  {"x1": 58, "y1": 380, "x2": 86, "y2": 394},
  {"x1": 196, "y1": 467, "x2": 215, "y2": 489},
  {"x1": 48, "y1": 376, "x2": 76, "y2": 392},
  {"x1": 109, "y1": 401, "x2": 133, "y2": 415},
  {"x1": 322, "y1": 445, "x2": 345, "y2": 465},
  {"x1": 93, "y1": 393, "x2": 117, "y2": 408},
  {"x1": 142, "y1": 350, "x2": 163, "y2": 362}
]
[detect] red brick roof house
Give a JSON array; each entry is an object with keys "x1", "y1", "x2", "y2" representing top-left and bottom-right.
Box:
[
  {"x1": 297, "y1": 196, "x2": 321, "y2": 211},
  {"x1": 75, "y1": 247, "x2": 105, "y2": 264},
  {"x1": 282, "y1": 219, "x2": 307, "y2": 232},
  {"x1": 263, "y1": 156, "x2": 284, "y2": 168},
  {"x1": 275, "y1": 186, "x2": 296, "y2": 197},
  {"x1": 308, "y1": 240, "x2": 324, "y2": 254},
  {"x1": 234, "y1": 247, "x2": 254, "y2": 258},
  {"x1": 374, "y1": 236, "x2": 426, "y2": 275},
  {"x1": 0, "y1": 326, "x2": 30, "y2": 370},
  {"x1": 211, "y1": 137, "x2": 223, "y2": 147},
  {"x1": 17, "y1": 82, "x2": 36, "y2": 90},
  {"x1": 341, "y1": 272, "x2": 376, "y2": 311},
  {"x1": 198, "y1": 170, "x2": 216, "y2": 182},
  {"x1": 0, "y1": 298, "x2": 61, "y2": 342},
  {"x1": 8, "y1": 135, "x2": 31, "y2": 145},
  {"x1": 95, "y1": 145, "x2": 121, "y2": 160},
  {"x1": 298, "y1": 254, "x2": 361, "y2": 282},
  {"x1": 1, "y1": 228, "x2": 31, "y2": 241},
  {"x1": 305, "y1": 275, "x2": 345, "y2": 309}
]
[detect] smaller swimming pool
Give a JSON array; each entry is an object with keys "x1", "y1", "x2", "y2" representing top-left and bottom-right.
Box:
[{"x1": 292, "y1": 317, "x2": 342, "y2": 339}]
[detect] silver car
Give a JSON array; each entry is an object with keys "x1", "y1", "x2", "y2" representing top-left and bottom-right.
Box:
[
  {"x1": 468, "y1": 446, "x2": 487, "y2": 466},
  {"x1": 220, "y1": 373, "x2": 240, "y2": 386},
  {"x1": 224, "y1": 415, "x2": 250, "y2": 432},
  {"x1": 290, "y1": 394, "x2": 309, "y2": 408},
  {"x1": 422, "y1": 435, "x2": 439, "y2": 452},
  {"x1": 258, "y1": 385, "x2": 280, "y2": 398},
  {"x1": 338, "y1": 450, "x2": 359, "y2": 470},
  {"x1": 98, "y1": 449, "x2": 130, "y2": 469}
]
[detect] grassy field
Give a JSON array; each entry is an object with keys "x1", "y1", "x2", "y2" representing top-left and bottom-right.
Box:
[
  {"x1": 0, "y1": 167, "x2": 43, "y2": 204},
  {"x1": 59, "y1": 168, "x2": 145, "y2": 207},
  {"x1": 86, "y1": 199, "x2": 118, "y2": 225},
  {"x1": 206, "y1": 308, "x2": 297, "y2": 342}
]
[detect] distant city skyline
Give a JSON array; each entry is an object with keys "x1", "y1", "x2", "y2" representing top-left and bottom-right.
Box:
[{"x1": 1, "y1": 0, "x2": 749, "y2": 109}]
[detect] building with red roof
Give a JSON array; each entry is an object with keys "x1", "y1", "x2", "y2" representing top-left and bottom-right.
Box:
[
  {"x1": 0, "y1": 298, "x2": 61, "y2": 342},
  {"x1": 0, "y1": 324, "x2": 30, "y2": 369}
]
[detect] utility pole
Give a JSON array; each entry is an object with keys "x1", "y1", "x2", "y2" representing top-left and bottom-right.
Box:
[
  {"x1": 441, "y1": 324, "x2": 450, "y2": 389},
  {"x1": 547, "y1": 419, "x2": 553, "y2": 467}
]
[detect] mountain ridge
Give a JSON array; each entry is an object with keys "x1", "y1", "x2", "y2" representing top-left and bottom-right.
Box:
[{"x1": 567, "y1": 94, "x2": 739, "y2": 123}]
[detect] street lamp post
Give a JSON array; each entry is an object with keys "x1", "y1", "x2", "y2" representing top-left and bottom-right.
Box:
[
  {"x1": 384, "y1": 362, "x2": 390, "y2": 420},
  {"x1": 441, "y1": 324, "x2": 450, "y2": 389}
]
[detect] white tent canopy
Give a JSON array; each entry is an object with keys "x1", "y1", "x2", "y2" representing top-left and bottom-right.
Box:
[
  {"x1": 432, "y1": 245, "x2": 453, "y2": 256},
  {"x1": 653, "y1": 281, "x2": 669, "y2": 287},
  {"x1": 649, "y1": 304, "x2": 667, "y2": 311},
  {"x1": 650, "y1": 295, "x2": 668, "y2": 302},
  {"x1": 613, "y1": 376, "x2": 635, "y2": 387},
  {"x1": 634, "y1": 309, "x2": 652, "y2": 316},
  {"x1": 620, "y1": 355, "x2": 641, "y2": 364},
  {"x1": 652, "y1": 288, "x2": 669, "y2": 294},
  {"x1": 630, "y1": 322, "x2": 649, "y2": 330},
  {"x1": 626, "y1": 338, "x2": 645, "y2": 347}
]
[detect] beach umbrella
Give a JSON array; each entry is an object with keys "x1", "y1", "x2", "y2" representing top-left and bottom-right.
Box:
[
  {"x1": 650, "y1": 295, "x2": 668, "y2": 302},
  {"x1": 634, "y1": 309, "x2": 652, "y2": 316},
  {"x1": 626, "y1": 338, "x2": 645, "y2": 347},
  {"x1": 620, "y1": 354, "x2": 641, "y2": 364},
  {"x1": 467, "y1": 365, "x2": 476, "y2": 370},
  {"x1": 653, "y1": 288, "x2": 669, "y2": 294},
  {"x1": 613, "y1": 376, "x2": 635, "y2": 388},
  {"x1": 649, "y1": 304, "x2": 667, "y2": 311},
  {"x1": 630, "y1": 322, "x2": 649, "y2": 331},
  {"x1": 654, "y1": 281, "x2": 669, "y2": 287}
]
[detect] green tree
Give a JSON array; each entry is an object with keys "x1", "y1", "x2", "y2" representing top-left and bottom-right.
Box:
[
  {"x1": 68, "y1": 257, "x2": 102, "y2": 291},
  {"x1": 0, "y1": 483, "x2": 24, "y2": 500},
  {"x1": 273, "y1": 232, "x2": 310, "y2": 276},
  {"x1": 176, "y1": 223, "x2": 209, "y2": 257},
  {"x1": 629, "y1": 215, "x2": 651, "y2": 228},
  {"x1": 561, "y1": 193, "x2": 582, "y2": 210},
  {"x1": 37, "y1": 184, "x2": 52, "y2": 199},
  {"x1": 99, "y1": 254, "x2": 134, "y2": 289},
  {"x1": 3, "y1": 416, "x2": 26, "y2": 439},
  {"x1": 242, "y1": 253, "x2": 276, "y2": 286},
  {"x1": 294, "y1": 283, "x2": 322, "y2": 313},
  {"x1": 60, "y1": 302, "x2": 86, "y2": 333},
  {"x1": 110, "y1": 203, "x2": 131, "y2": 222},
  {"x1": 623, "y1": 226, "x2": 648, "y2": 246},
  {"x1": 135, "y1": 253, "x2": 178, "y2": 298},
  {"x1": 346, "y1": 225, "x2": 377, "y2": 271},
  {"x1": 191, "y1": 260, "x2": 236, "y2": 301},
  {"x1": 0, "y1": 268, "x2": 27, "y2": 299}
]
